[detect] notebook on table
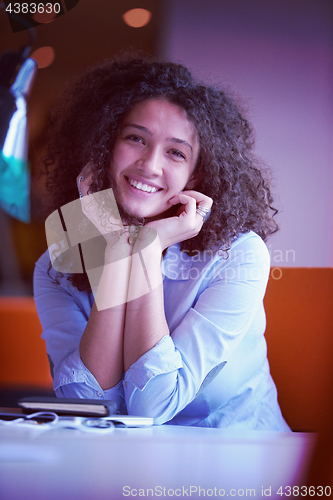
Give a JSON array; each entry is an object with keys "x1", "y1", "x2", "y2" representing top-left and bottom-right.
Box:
[{"x1": 16, "y1": 397, "x2": 154, "y2": 427}]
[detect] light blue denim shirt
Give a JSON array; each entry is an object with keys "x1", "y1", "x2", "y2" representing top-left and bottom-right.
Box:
[{"x1": 34, "y1": 231, "x2": 290, "y2": 431}]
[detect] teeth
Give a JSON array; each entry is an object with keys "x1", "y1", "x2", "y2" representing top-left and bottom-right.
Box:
[{"x1": 128, "y1": 178, "x2": 158, "y2": 193}]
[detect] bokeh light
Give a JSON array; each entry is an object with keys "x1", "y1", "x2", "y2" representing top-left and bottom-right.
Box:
[
  {"x1": 122, "y1": 8, "x2": 151, "y2": 28},
  {"x1": 31, "y1": 47, "x2": 55, "y2": 69}
]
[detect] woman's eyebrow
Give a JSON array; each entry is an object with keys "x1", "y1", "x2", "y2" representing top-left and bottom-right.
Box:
[
  {"x1": 167, "y1": 137, "x2": 193, "y2": 154},
  {"x1": 123, "y1": 123, "x2": 193, "y2": 154},
  {"x1": 123, "y1": 123, "x2": 152, "y2": 135}
]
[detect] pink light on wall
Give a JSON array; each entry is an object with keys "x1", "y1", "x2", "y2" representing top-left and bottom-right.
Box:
[
  {"x1": 122, "y1": 8, "x2": 151, "y2": 28},
  {"x1": 31, "y1": 47, "x2": 55, "y2": 69}
]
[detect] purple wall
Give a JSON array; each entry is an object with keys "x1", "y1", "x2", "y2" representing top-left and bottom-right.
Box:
[{"x1": 162, "y1": 0, "x2": 333, "y2": 267}]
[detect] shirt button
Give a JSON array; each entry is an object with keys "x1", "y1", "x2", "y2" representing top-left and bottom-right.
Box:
[
  {"x1": 123, "y1": 381, "x2": 127, "y2": 388},
  {"x1": 97, "y1": 392, "x2": 103, "y2": 397}
]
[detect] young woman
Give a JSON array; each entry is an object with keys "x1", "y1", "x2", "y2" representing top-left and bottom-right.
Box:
[{"x1": 34, "y1": 58, "x2": 290, "y2": 430}]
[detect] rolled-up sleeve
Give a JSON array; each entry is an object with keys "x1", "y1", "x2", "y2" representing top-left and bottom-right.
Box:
[
  {"x1": 33, "y1": 251, "x2": 125, "y2": 410},
  {"x1": 123, "y1": 233, "x2": 270, "y2": 424}
]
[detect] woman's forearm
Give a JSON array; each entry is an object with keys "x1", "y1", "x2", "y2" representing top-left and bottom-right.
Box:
[
  {"x1": 80, "y1": 236, "x2": 132, "y2": 390},
  {"x1": 124, "y1": 231, "x2": 169, "y2": 371}
]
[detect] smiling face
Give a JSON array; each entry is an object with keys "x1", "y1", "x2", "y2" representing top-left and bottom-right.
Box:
[{"x1": 109, "y1": 98, "x2": 200, "y2": 220}]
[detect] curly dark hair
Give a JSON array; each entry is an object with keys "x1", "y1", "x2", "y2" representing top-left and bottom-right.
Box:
[{"x1": 42, "y1": 56, "x2": 278, "y2": 292}]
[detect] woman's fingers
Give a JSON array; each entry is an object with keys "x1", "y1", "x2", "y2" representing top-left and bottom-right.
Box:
[
  {"x1": 169, "y1": 190, "x2": 213, "y2": 223},
  {"x1": 169, "y1": 190, "x2": 213, "y2": 209},
  {"x1": 182, "y1": 190, "x2": 213, "y2": 210},
  {"x1": 175, "y1": 193, "x2": 197, "y2": 216},
  {"x1": 147, "y1": 191, "x2": 212, "y2": 250}
]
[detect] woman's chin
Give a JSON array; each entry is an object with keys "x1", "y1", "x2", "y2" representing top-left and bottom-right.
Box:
[
  {"x1": 115, "y1": 195, "x2": 179, "y2": 224},
  {"x1": 116, "y1": 203, "x2": 145, "y2": 226}
]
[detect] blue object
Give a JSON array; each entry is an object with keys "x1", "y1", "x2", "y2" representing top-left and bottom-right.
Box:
[
  {"x1": 0, "y1": 153, "x2": 30, "y2": 222},
  {"x1": 0, "y1": 57, "x2": 37, "y2": 222}
]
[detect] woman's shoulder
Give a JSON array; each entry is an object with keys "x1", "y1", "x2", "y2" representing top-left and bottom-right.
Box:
[
  {"x1": 34, "y1": 249, "x2": 93, "y2": 310},
  {"x1": 167, "y1": 231, "x2": 269, "y2": 263},
  {"x1": 35, "y1": 249, "x2": 51, "y2": 271},
  {"x1": 227, "y1": 231, "x2": 270, "y2": 266},
  {"x1": 231, "y1": 231, "x2": 269, "y2": 253},
  {"x1": 35, "y1": 248, "x2": 82, "y2": 281},
  {"x1": 34, "y1": 249, "x2": 74, "y2": 293}
]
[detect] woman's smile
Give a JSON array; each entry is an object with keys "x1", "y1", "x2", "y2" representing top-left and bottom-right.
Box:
[
  {"x1": 110, "y1": 98, "x2": 199, "y2": 219},
  {"x1": 127, "y1": 177, "x2": 160, "y2": 193},
  {"x1": 125, "y1": 176, "x2": 162, "y2": 195}
]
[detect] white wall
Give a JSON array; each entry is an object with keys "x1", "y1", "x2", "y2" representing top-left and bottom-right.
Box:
[{"x1": 161, "y1": 0, "x2": 333, "y2": 267}]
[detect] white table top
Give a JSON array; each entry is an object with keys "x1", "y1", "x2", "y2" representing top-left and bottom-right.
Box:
[{"x1": 0, "y1": 424, "x2": 316, "y2": 500}]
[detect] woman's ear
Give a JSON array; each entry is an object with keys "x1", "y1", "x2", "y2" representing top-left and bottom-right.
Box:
[
  {"x1": 76, "y1": 162, "x2": 94, "y2": 198},
  {"x1": 78, "y1": 162, "x2": 94, "y2": 180}
]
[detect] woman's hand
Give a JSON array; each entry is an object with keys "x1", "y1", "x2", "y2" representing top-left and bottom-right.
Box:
[{"x1": 145, "y1": 190, "x2": 213, "y2": 251}]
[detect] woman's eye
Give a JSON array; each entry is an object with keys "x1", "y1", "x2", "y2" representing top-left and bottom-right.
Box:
[
  {"x1": 170, "y1": 150, "x2": 186, "y2": 160},
  {"x1": 126, "y1": 135, "x2": 144, "y2": 143}
]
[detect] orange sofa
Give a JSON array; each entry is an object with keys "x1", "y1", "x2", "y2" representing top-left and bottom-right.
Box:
[
  {"x1": 0, "y1": 296, "x2": 53, "y2": 392},
  {"x1": 264, "y1": 267, "x2": 333, "y2": 487},
  {"x1": 264, "y1": 267, "x2": 333, "y2": 433}
]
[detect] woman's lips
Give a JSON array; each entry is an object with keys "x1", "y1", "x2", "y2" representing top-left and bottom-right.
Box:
[{"x1": 125, "y1": 176, "x2": 163, "y2": 196}]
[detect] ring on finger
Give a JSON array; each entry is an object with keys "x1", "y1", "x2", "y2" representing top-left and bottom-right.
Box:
[{"x1": 196, "y1": 205, "x2": 211, "y2": 222}]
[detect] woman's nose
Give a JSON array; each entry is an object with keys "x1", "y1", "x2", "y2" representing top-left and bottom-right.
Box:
[{"x1": 137, "y1": 148, "x2": 162, "y2": 176}]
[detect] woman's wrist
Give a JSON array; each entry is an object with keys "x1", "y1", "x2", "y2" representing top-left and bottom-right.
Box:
[
  {"x1": 133, "y1": 226, "x2": 163, "y2": 255},
  {"x1": 104, "y1": 229, "x2": 132, "y2": 263}
]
